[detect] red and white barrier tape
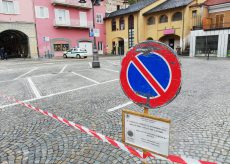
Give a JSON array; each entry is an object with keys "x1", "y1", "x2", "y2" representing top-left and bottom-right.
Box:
[{"x1": 0, "y1": 94, "x2": 217, "y2": 164}]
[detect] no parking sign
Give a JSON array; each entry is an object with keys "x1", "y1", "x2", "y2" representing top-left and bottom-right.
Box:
[{"x1": 120, "y1": 41, "x2": 181, "y2": 108}]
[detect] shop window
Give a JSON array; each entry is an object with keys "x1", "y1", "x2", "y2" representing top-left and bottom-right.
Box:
[
  {"x1": 147, "y1": 17, "x2": 155, "y2": 25},
  {"x1": 119, "y1": 17, "x2": 125, "y2": 30},
  {"x1": 159, "y1": 15, "x2": 168, "y2": 23},
  {"x1": 112, "y1": 18, "x2": 116, "y2": 31},
  {"x1": 195, "y1": 35, "x2": 218, "y2": 56},
  {"x1": 172, "y1": 12, "x2": 182, "y2": 21},
  {"x1": 54, "y1": 44, "x2": 69, "y2": 51}
]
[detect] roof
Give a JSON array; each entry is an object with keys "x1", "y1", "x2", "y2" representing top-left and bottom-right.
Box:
[
  {"x1": 105, "y1": 0, "x2": 157, "y2": 19},
  {"x1": 204, "y1": 0, "x2": 230, "y2": 6},
  {"x1": 144, "y1": 0, "x2": 193, "y2": 15}
]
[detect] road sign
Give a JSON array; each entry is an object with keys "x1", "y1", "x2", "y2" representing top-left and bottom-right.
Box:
[{"x1": 120, "y1": 41, "x2": 181, "y2": 108}]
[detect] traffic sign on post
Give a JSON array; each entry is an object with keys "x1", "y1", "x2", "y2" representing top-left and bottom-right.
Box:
[{"x1": 120, "y1": 41, "x2": 181, "y2": 109}]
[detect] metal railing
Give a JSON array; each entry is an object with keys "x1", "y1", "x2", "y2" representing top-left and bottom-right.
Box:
[
  {"x1": 54, "y1": 19, "x2": 93, "y2": 28},
  {"x1": 51, "y1": 0, "x2": 92, "y2": 9},
  {"x1": 204, "y1": 22, "x2": 230, "y2": 30},
  {"x1": 191, "y1": 16, "x2": 203, "y2": 30}
]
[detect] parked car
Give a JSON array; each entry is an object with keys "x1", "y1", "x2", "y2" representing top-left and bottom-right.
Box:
[{"x1": 63, "y1": 48, "x2": 88, "y2": 59}]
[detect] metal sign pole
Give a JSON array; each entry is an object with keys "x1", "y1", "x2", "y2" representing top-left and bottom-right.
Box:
[{"x1": 142, "y1": 107, "x2": 149, "y2": 164}]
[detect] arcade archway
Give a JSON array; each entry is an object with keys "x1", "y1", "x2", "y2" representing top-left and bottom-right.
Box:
[
  {"x1": 159, "y1": 34, "x2": 180, "y2": 50},
  {"x1": 0, "y1": 30, "x2": 29, "y2": 58}
]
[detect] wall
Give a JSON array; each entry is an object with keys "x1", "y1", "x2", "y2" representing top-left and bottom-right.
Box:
[
  {"x1": 190, "y1": 29, "x2": 230, "y2": 57},
  {"x1": 0, "y1": 0, "x2": 35, "y2": 23},
  {"x1": 105, "y1": 0, "x2": 166, "y2": 55},
  {"x1": 35, "y1": 0, "x2": 106, "y2": 57},
  {"x1": 0, "y1": 0, "x2": 38, "y2": 58}
]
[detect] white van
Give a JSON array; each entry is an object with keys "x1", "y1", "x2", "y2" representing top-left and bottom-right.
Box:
[{"x1": 63, "y1": 48, "x2": 88, "y2": 59}]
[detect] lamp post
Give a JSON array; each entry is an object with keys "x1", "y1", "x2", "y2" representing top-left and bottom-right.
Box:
[{"x1": 79, "y1": 0, "x2": 101, "y2": 68}]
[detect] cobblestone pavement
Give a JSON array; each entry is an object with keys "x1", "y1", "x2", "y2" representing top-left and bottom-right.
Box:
[{"x1": 0, "y1": 57, "x2": 229, "y2": 164}]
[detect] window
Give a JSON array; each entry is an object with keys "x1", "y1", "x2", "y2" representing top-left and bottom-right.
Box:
[
  {"x1": 112, "y1": 18, "x2": 116, "y2": 31},
  {"x1": 117, "y1": 5, "x2": 120, "y2": 10},
  {"x1": 98, "y1": 41, "x2": 103, "y2": 51},
  {"x1": 128, "y1": 15, "x2": 134, "y2": 48},
  {"x1": 54, "y1": 9, "x2": 70, "y2": 25},
  {"x1": 192, "y1": 10, "x2": 197, "y2": 17},
  {"x1": 147, "y1": 16, "x2": 155, "y2": 25},
  {"x1": 119, "y1": 17, "x2": 125, "y2": 30},
  {"x1": 96, "y1": 13, "x2": 103, "y2": 24},
  {"x1": 35, "y1": 6, "x2": 49, "y2": 18},
  {"x1": 172, "y1": 12, "x2": 182, "y2": 21},
  {"x1": 195, "y1": 36, "x2": 218, "y2": 56},
  {"x1": 159, "y1": 15, "x2": 168, "y2": 23},
  {"x1": 54, "y1": 44, "x2": 69, "y2": 51},
  {"x1": 2, "y1": 0, "x2": 19, "y2": 14},
  {"x1": 216, "y1": 14, "x2": 224, "y2": 28}
]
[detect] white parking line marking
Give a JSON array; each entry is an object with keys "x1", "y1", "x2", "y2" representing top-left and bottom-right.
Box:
[
  {"x1": 106, "y1": 60, "x2": 118, "y2": 66},
  {"x1": 27, "y1": 77, "x2": 41, "y2": 98},
  {"x1": 0, "y1": 79, "x2": 119, "y2": 109},
  {"x1": 59, "y1": 65, "x2": 68, "y2": 73},
  {"x1": 72, "y1": 72, "x2": 100, "y2": 84},
  {"x1": 107, "y1": 101, "x2": 133, "y2": 112},
  {"x1": 102, "y1": 68, "x2": 119, "y2": 73},
  {"x1": 88, "y1": 62, "x2": 92, "y2": 68},
  {"x1": 14, "y1": 68, "x2": 38, "y2": 80}
]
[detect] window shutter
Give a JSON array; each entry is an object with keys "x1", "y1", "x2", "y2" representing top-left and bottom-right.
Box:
[
  {"x1": 35, "y1": 6, "x2": 40, "y2": 18},
  {"x1": 54, "y1": 9, "x2": 59, "y2": 24},
  {"x1": 13, "y1": 1, "x2": 20, "y2": 14},
  {"x1": 65, "y1": 10, "x2": 70, "y2": 25},
  {"x1": 0, "y1": 0, "x2": 2, "y2": 13},
  {"x1": 45, "y1": 7, "x2": 49, "y2": 18}
]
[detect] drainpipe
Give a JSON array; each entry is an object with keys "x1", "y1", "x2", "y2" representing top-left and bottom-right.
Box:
[
  {"x1": 182, "y1": 7, "x2": 185, "y2": 54},
  {"x1": 137, "y1": 13, "x2": 139, "y2": 43},
  {"x1": 32, "y1": 0, "x2": 40, "y2": 58}
]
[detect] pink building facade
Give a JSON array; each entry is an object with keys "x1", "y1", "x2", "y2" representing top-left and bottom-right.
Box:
[
  {"x1": 0, "y1": 0, "x2": 38, "y2": 58},
  {"x1": 34, "y1": 0, "x2": 106, "y2": 57}
]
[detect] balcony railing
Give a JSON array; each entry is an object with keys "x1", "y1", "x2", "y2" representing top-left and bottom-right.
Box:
[
  {"x1": 203, "y1": 17, "x2": 230, "y2": 30},
  {"x1": 51, "y1": 0, "x2": 92, "y2": 9},
  {"x1": 54, "y1": 19, "x2": 93, "y2": 29},
  {"x1": 191, "y1": 16, "x2": 203, "y2": 30}
]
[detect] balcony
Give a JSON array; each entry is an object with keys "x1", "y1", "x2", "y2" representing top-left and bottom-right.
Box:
[
  {"x1": 191, "y1": 16, "x2": 203, "y2": 30},
  {"x1": 51, "y1": 0, "x2": 92, "y2": 9},
  {"x1": 54, "y1": 19, "x2": 93, "y2": 29},
  {"x1": 203, "y1": 17, "x2": 230, "y2": 31}
]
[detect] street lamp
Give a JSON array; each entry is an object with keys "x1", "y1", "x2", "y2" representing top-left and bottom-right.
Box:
[{"x1": 79, "y1": 0, "x2": 102, "y2": 68}]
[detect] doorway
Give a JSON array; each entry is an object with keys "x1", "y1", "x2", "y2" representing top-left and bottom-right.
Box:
[
  {"x1": 0, "y1": 30, "x2": 29, "y2": 58},
  {"x1": 169, "y1": 39, "x2": 175, "y2": 49}
]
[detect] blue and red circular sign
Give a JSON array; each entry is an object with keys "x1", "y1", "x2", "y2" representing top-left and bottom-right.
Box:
[{"x1": 120, "y1": 41, "x2": 181, "y2": 108}]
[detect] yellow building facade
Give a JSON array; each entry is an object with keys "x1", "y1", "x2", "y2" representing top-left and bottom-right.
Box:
[{"x1": 105, "y1": 0, "x2": 206, "y2": 55}]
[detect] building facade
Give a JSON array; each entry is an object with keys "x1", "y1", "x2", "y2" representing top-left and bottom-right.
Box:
[
  {"x1": 105, "y1": 0, "x2": 127, "y2": 13},
  {"x1": 0, "y1": 0, "x2": 38, "y2": 58},
  {"x1": 34, "y1": 0, "x2": 106, "y2": 57},
  {"x1": 190, "y1": 0, "x2": 230, "y2": 57},
  {"x1": 104, "y1": 0, "x2": 210, "y2": 56}
]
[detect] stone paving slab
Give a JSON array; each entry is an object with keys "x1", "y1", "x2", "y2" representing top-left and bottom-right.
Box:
[
  {"x1": 31, "y1": 73, "x2": 95, "y2": 96},
  {"x1": 0, "y1": 79, "x2": 34, "y2": 106},
  {"x1": 74, "y1": 69, "x2": 119, "y2": 83},
  {"x1": 0, "y1": 57, "x2": 229, "y2": 164}
]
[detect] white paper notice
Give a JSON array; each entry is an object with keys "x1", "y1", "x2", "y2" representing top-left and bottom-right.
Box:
[{"x1": 124, "y1": 113, "x2": 170, "y2": 156}]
